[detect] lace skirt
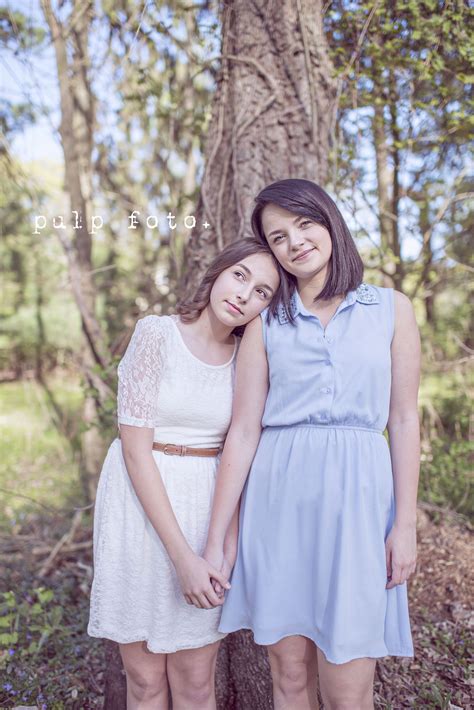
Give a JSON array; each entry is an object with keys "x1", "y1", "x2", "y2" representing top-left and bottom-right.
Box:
[{"x1": 87, "y1": 439, "x2": 226, "y2": 653}]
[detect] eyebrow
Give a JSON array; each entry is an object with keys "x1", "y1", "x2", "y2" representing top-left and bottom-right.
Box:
[
  {"x1": 267, "y1": 215, "x2": 305, "y2": 239},
  {"x1": 235, "y1": 263, "x2": 275, "y2": 294}
]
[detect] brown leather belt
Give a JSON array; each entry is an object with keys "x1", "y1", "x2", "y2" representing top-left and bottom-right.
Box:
[
  {"x1": 152, "y1": 442, "x2": 221, "y2": 457},
  {"x1": 117, "y1": 433, "x2": 221, "y2": 457}
]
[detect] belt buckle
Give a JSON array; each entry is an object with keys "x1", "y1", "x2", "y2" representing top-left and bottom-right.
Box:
[{"x1": 163, "y1": 444, "x2": 173, "y2": 455}]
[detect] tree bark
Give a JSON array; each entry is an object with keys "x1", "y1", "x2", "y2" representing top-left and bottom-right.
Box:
[
  {"x1": 180, "y1": 0, "x2": 337, "y2": 297},
  {"x1": 388, "y1": 68, "x2": 404, "y2": 291},
  {"x1": 216, "y1": 631, "x2": 273, "y2": 709},
  {"x1": 103, "y1": 641, "x2": 127, "y2": 710},
  {"x1": 372, "y1": 85, "x2": 392, "y2": 254},
  {"x1": 371, "y1": 34, "x2": 399, "y2": 289}
]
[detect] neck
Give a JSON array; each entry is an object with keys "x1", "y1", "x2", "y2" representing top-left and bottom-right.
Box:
[
  {"x1": 297, "y1": 266, "x2": 329, "y2": 308},
  {"x1": 191, "y1": 306, "x2": 234, "y2": 343}
]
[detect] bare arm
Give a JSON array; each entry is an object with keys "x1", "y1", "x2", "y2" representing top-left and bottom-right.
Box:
[
  {"x1": 386, "y1": 290, "x2": 421, "y2": 588},
  {"x1": 120, "y1": 426, "x2": 189, "y2": 562},
  {"x1": 223, "y1": 505, "x2": 240, "y2": 561},
  {"x1": 120, "y1": 428, "x2": 187, "y2": 562},
  {"x1": 206, "y1": 316, "x2": 269, "y2": 554}
]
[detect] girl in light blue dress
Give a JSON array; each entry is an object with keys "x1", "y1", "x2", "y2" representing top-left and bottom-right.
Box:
[{"x1": 204, "y1": 180, "x2": 420, "y2": 709}]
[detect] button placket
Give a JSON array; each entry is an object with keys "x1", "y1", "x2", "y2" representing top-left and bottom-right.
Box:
[{"x1": 319, "y1": 332, "x2": 335, "y2": 424}]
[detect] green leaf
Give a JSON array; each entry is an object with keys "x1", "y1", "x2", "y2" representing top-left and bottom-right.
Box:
[
  {"x1": 36, "y1": 587, "x2": 54, "y2": 605},
  {"x1": 30, "y1": 602, "x2": 43, "y2": 616},
  {"x1": 0, "y1": 631, "x2": 18, "y2": 645},
  {"x1": 49, "y1": 606, "x2": 63, "y2": 627},
  {"x1": 2, "y1": 591, "x2": 16, "y2": 609}
]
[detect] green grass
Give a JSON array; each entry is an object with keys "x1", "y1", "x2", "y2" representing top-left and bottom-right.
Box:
[{"x1": 0, "y1": 377, "x2": 84, "y2": 532}]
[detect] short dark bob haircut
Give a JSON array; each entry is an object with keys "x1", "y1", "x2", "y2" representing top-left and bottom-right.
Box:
[
  {"x1": 176, "y1": 237, "x2": 294, "y2": 333},
  {"x1": 251, "y1": 178, "x2": 364, "y2": 302}
]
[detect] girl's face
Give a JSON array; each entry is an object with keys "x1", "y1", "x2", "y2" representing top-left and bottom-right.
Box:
[
  {"x1": 261, "y1": 203, "x2": 332, "y2": 281},
  {"x1": 209, "y1": 252, "x2": 280, "y2": 327}
]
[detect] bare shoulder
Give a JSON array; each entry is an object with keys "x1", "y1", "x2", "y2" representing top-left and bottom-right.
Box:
[
  {"x1": 236, "y1": 316, "x2": 267, "y2": 372},
  {"x1": 241, "y1": 315, "x2": 264, "y2": 346},
  {"x1": 393, "y1": 290, "x2": 417, "y2": 327},
  {"x1": 394, "y1": 290, "x2": 413, "y2": 309},
  {"x1": 392, "y1": 291, "x2": 420, "y2": 361}
]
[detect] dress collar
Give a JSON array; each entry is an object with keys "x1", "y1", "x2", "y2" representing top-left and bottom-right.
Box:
[{"x1": 277, "y1": 283, "x2": 379, "y2": 324}]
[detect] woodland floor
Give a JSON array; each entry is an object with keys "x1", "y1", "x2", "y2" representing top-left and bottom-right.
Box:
[{"x1": 0, "y1": 505, "x2": 472, "y2": 710}]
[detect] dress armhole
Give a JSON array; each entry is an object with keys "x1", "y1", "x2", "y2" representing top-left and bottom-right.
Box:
[
  {"x1": 388, "y1": 288, "x2": 395, "y2": 344},
  {"x1": 259, "y1": 308, "x2": 269, "y2": 351}
]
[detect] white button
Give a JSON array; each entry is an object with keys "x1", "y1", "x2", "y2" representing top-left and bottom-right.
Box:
[
  {"x1": 325, "y1": 336, "x2": 332, "y2": 343},
  {"x1": 321, "y1": 387, "x2": 331, "y2": 394}
]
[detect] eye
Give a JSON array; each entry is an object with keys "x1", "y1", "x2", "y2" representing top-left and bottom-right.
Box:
[
  {"x1": 299, "y1": 219, "x2": 312, "y2": 228},
  {"x1": 233, "y1": 270, "x2": 245, "y2": 280},
  {"x1": 256, "y1": 288, "x2": 269, "y2": 299},
  {"x1": 273, "y1": 234, "x2": 285, "y2": 244}
]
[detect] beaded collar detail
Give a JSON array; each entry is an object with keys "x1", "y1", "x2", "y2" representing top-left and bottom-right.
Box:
[{"x1": 277, "y1": 283, "x2": 379, "y2": 324}]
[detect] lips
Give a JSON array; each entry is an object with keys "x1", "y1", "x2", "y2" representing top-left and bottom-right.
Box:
[
  {"x1": 225, "y1": 300, "x2": 243, "y2": 315},
  {"x1": 292, "y1": 247, "x2": 316, "y2": 262}
]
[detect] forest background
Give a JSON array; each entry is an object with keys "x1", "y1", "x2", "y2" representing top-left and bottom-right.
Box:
[{"x1": 0, "y1": 0, "x2": 472, "y2": 707}]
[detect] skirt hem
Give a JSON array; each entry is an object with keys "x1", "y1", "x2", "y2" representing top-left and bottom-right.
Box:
[
  {"x1": 217, "y1": 623, "x2": 414, "y2": 665},
  {"x1": 87, "y1": 627, "x2": 227, "y2": 654}
]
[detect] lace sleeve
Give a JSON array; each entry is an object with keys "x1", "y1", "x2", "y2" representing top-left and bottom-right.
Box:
[{"x1": 117, "y1": 315, "x2": 165, "y2": 428}]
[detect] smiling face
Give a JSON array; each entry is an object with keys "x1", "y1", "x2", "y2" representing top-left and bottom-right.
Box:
[
  {"x1": 261, "y1": 203, "x2": 333, "y2": 283},
  {"x1": 209, "y1": 252, "x2": 280, "y2": 327}
]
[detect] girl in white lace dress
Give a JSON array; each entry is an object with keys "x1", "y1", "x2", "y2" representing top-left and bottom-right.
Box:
[{"x1": 88, "y1": 238, "x2": 286, "y2": 709}]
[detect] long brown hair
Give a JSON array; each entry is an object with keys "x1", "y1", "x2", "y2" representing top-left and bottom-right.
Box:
[{"x1": 177, "y1": 238, "x2": 294, "y2": 328}]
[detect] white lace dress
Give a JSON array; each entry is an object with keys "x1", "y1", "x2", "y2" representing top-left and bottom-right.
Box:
[{"x1": 87, "y1": 315, "x2": 237, "y2": 653}]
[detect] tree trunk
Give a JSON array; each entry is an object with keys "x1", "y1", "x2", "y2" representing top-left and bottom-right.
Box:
[
  {"x1": 372, "y1": 83, "x2": 392, "y2": 253},
  {"x1": 180, "y1": 0, "x2": 337, "y2": 297},
  {"x1": 388, "y1": 68, "x2": 404, "y2": 291},
  {"x1": 371, "y1": 34, "x2": 398, "y2": 289},
  {"x1": 417, "y1": 203, "x2": 436, "y2": 323},
  {"x1": 216, "y1": 631, "x2": 273, "y2": 709},
  {"x1": 41, "y1": 0, "x2": 110, "y2": 500},
  {"x1": 103, "y1": 641, "x2": 126, "y2": 710}
]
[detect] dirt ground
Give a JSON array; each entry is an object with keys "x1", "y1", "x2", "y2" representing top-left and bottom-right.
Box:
[{"x1": 0, "y1": 505, "x2": 472, "y2": 709}]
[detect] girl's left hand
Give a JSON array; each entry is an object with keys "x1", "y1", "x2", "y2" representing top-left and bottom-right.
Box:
[
  {"x1": 385, "y1": 523, "x2": 417, "y2": 589},
  {"x1": 204, "y1": 544, "x2": 235, "y2": 599}
]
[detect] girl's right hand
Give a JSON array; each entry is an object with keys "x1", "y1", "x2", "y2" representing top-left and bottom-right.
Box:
[
  {"x1": 174, "y1": 550, "x2": 230, "y2": 609},
  {"x1": 216, "y1": 553, "x2": 235, "y2": 597}
]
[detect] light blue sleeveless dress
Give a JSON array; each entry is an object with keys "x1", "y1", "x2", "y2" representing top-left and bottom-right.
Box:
[{"x1": 219, "y1": 284, "x2": 414, "y2": 665}]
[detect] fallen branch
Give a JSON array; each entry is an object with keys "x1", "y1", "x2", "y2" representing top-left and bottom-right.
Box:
[
  {"x1": 37, "y1": 510, "x2": 83, "y2": 578},
  {"x1": 32, "y1": 540, "x2": 92, "y2": 556}
]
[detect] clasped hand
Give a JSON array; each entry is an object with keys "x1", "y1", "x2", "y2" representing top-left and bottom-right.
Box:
[{"x1": 175, "y1": 549, "x2": 230, "y2": 609}]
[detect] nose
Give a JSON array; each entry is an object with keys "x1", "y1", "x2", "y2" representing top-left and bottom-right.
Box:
[
  {"x1": 288, "y1": 230, "x2": 305, "y2": 250},
  {"x1": 236, "y1": 283, "x2": 253, "y2": 303}
]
